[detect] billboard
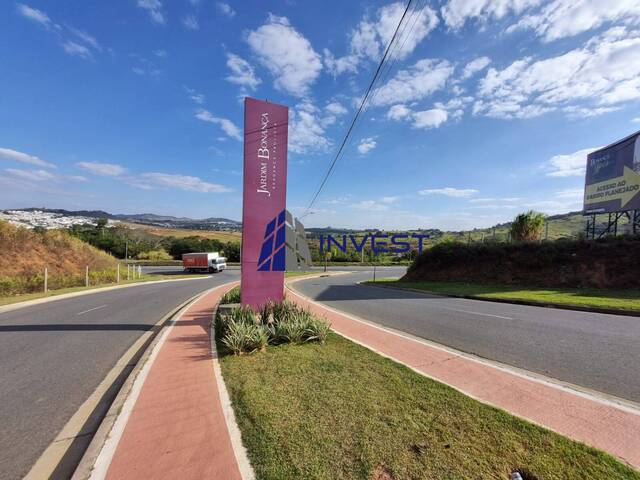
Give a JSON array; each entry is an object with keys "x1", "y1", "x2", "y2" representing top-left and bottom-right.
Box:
[
  {"x1": 584, "y1": 131, "x2": 640, "y2": 214},
  {"x1": 241, "y1": 97, "x2": 289, "y2": 308}
]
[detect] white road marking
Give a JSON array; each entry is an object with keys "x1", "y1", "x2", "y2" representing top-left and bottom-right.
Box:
[
  {"x1": 76, "y1": 305, "x2": 108, "y2": 316},
  {"x1": 433, "y1": 304, "x2": 513, "y2": 320}
]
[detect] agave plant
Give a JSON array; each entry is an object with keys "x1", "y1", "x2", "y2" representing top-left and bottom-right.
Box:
[
  {"x1": 304, "y1": 317, "x2": 331, "y2": 344},
  {"x1": 221, "y1": 319, "x2": 256, "y2": 355}
]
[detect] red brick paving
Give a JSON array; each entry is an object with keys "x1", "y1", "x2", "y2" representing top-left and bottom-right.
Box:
[
  {"x1": 101, "y1": 280, "x2": 640, "y2": 477},
  {"x1": 105, "y1": 284, "x2": 242, "y2": 480},
  {"x1": 288, "y1": 287, "x2": 640, "y2": 469}
]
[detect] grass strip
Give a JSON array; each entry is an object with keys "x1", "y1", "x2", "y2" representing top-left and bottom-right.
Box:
[
  {"x1": 219, "y1": 333, "x2": 638, "y2": 479},
  {"x1": 0, "y1": 273, "x2": 209, "y2": 306},
  {"x1": 365, "y1": 279, "x2": 640, "y2": 313}
]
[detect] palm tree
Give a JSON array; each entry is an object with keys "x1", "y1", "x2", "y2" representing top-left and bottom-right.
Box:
[{"x1": 510, "y1": 210, "x2": 546, "y2": 241}]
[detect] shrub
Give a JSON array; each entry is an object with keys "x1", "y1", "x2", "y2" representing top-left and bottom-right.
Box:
[
  {"x1": 220, "y1": 286, "x2": 241, "y2": 304},
  {"x1": 404, "y1": 234, "x2": 640, "y2": 289},
  {"x1": 510, "y1": 210, "x2": 546, "y2": 242},
  {"x1": 136, "y1": 249, "x2": 172, "y2": 261},
  {"x1": 216, "y1": 295, "x2": 330, "y2": 354}
]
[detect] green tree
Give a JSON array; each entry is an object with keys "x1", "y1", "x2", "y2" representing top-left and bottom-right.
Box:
[{"x1": 510, "y1": 210, "x2": 546, "y2": 241}]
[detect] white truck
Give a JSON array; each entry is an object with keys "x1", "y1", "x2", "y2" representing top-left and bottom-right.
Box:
[{"x1": 182, "y1": 252, "x2": 227, "y2": 273}]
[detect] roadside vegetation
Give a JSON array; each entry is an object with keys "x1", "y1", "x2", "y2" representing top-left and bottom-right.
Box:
[
  {"x1": 67, "y1": 220, "x2": 241, "y2": 262},
  {"x1": 403, "y1": 234, "x2": 640, "y2": 290},
  {"x1": 367, "y1": 280, "x2": 640, "y2": 313},
  {"x1": 216, "y1": 290, "x2": 330, "y2": 355},
  {"x1": 220, "y1": 332, "x2": 638, "y2": 479},
  {"x1": 510, "y1": 210, "x2": 546, "y2": 241},
  {"x1": 0, "y1": 221, "x2": 117, "y2": 296},
  {"x1": 0, "y1": 220, "x2": 213, "y2": 302}
]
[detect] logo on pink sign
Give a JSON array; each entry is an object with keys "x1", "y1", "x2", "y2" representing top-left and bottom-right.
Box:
[{"x1": 240, "y1": 97, "x2": 289, "y2": 308}]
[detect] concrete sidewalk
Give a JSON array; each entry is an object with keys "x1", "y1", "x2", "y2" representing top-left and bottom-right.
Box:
[
  {"x1": 287, "y1": 286, "x2": 640, "y2": 469},
  {"x1": 88, "y1": 283, "x2": 248, "y2": 480}
]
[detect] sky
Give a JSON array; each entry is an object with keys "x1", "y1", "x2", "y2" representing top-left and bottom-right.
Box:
[{"x1": 1, "y1": 0, "x2": 640, "y2": 230}]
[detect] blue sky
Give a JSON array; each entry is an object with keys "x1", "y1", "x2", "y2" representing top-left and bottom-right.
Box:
[{"x1": 1, "y1": 0, "x2": 639, "y2": 230}]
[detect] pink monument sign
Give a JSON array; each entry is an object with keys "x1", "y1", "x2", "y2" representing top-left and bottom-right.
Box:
[{"x1": 240, "y1": 97, "x2": 289, "y2": 308}]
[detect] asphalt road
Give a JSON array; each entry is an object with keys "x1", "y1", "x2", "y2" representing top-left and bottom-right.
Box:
[
  {"x1": 292, "y1": 270, "x2": 640, "y2": 404},
  {"x1": 0, "y1": 270, "x2": 239, "y2": 480}
]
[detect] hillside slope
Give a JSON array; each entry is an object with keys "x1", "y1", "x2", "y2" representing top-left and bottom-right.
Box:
[{"x1": 0, "y1": 221, "x2": 116, "y2": 277}]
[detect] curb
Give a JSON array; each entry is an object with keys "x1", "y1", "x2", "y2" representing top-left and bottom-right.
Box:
[
  {"x1": 287, "y1": 282, "x2": 640, "y2": 414},
  {"x1": 67, "y1": 293, "x2": 206, "y2": 480},
  {"x1": 362, "y1": 282, "x2": 640, "y2": 318},
  {"x1": 211, "y1": 295, "x2": 256, "y2": 480},
  {"x1": 0, "y1": 275, "x2": 213, "y2": 315},
  {"x1": 286, "y1": 284, "x2": 640, "y2": 468}
]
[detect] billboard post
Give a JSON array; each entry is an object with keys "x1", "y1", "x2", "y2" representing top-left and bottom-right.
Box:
[{"x1": 240, "y1": 98, "x2": 289, "y2": 309}]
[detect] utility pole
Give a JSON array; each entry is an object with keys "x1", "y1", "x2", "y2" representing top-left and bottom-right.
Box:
[
  {"x1": 125, "y1": 240, "x2": 128, "y2": 261},
  {"x1": 44, "y1": 267, "x2": 48, "y2": 293},
  {"x1": 117, "y1": 263, "x2": 120, "y2": 283},
  {"x1": 85, "y1": 266, "x2": 89, "y2": 287}
]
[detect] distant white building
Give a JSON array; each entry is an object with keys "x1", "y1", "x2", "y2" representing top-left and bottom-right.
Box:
[{"x1": 0, "y1": 210, "x2": 108, "y2": 229}]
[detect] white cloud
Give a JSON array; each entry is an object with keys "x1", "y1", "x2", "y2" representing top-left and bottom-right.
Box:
[
  {"x1": 461, "y1": 56, "x2": 491, "y2": 79},
  {"x1": 371, "y1": 59, "x2": 453, "y2": 106},
  {"x1": 0, "y1": 147, "x2": 56, "y2": 168},
  {"x1": 16, "y1": 3, "x2": 56, "y2": 29},
  {"x1": 225, "y1": 53, "x2": 261, "y2": 90},
  {"x1": 216, "y1": 2, "x2": 236, "y2": 18},
  {"x1": 470, "y1": 197, "x2": 522, "y2": 203},
  {"x1": 474, "y1": 30, "x2": 640, "y2": 119},
  {"x1": 411, "y1": 109, "x2": 449, "y2": 129},
  {"x1": 76, "y1": 161, "x2": 127, "y2": 177},
  {"x1": 68, "y1": 27, "x2": 101, "y2": 52},
  {"x1": 357, "y1": 137, "x2": 377, "y2": 154},
  {"x1": 62, "y1": 41, "x2": 92, "y2": 59},
  {"x1": 288, "y1": 102, "x2": 332, "y2": 154},
  {"x1": 381, "y1": 196, "x2": 399, "y2": 204},
  {"x1": 326, "y1": 102, "x2": 348, "y2": 115},
  {"x1": 386, "y1": 104, "x2": 411, "y2": 120},
  {"x1": 182, "y1": 14, "x2": 199, "y2": 30},
  {"x1": 633, "y1": 117, "x2": 640, "y2": 123},
  {"x1": 5, "y1": 168, "x2": 86, "y2": 183},
  {"x1": 544, "y1": 147, "x2": 601, "y2": 177},
  {"x1": 137, "y1": 0, "x2": 165, "y2": 25},
  {"x1": 418, "y1": 187, "x2": 479, "y2": 197},
  {"x1": 441, "y1": 0, "x2": 542, "y2": 30},
  {"x1": 5, "y1": 168, "x2": 55, "y2": 182},
  {"x1": 509, "y1": 0, "x2": 640, "y2": 42},
  {"x1": 154, "y1": 49, "x2": 167, "y2": 58},
  {"x1": 184, "y1": 86, "x2": 204, "y2": 104},
  {"x1": 352, "y1": 200, "x2": 390, "y2": 211},
  {"x1": 138, "y1": 172, "x2": 231, "y2": 193},
  {"x1": 195, "y1": 109, "x2": 242, "y2": 141},
  {"x1": 325, "y1": 3, "x2": 439, "y2": 76},
  {"x1": 247, "y1": 15, "x2": 322, "y2": 97},
  {"x1": 16, "y1": 5, "x2": 101, "y2": 60}
]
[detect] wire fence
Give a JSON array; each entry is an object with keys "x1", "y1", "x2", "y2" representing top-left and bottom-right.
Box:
[{"x1": 0, "y1": 264, "x2": 144, "y2": 297}]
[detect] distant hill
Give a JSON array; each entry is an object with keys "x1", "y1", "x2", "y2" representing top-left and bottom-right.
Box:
[
  {"x1": 306, "y1": 211, "x2": 588, "y2": 242},
  {"x1": 9, "y1": 208, "x2": 624, "y2": 241}
]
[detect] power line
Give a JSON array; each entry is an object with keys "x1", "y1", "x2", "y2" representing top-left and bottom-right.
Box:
[
  {"x1": 301, "y1": 0, "x2": 414, "y2": 217},
  {"x1": 345, "y1": 0, "x2": 427, "y2": 150}
]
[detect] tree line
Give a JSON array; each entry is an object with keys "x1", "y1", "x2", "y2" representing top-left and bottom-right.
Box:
[{"x1": 67, "y1": 221, "x2": 241, "y2": 262}]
